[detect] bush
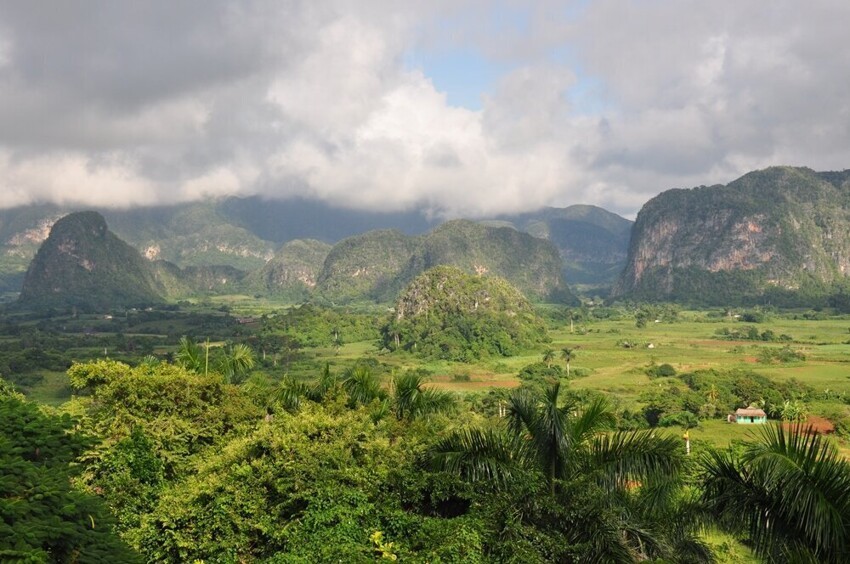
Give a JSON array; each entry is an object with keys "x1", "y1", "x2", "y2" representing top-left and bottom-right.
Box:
[
  {"x1": 517, "y1": 362, "x2": 564, "y2": 382},
  {"x1": 658, "y1": 411, "x2": 700, "y2": 429},
  {"x1": 757, "y1": 346, "x2": 806, "y2": 364},
  {"x1": 646, "y1": 363, "x2": 677, "y2": 377}
]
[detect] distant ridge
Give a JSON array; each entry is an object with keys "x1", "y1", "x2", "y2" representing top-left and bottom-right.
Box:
[
  {"x1": 315, "y1": 220, "x2": 576, "y2": 304},
  {"x1": 487, "y1": 205, "x2": 633, "y2": 287},
  {"x1": 0, "y1": 198, "x2": 633, "y2": 294}
]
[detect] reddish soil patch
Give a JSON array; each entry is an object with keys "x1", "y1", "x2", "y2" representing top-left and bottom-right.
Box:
[
  {"x1": 782, "y1": 415, "x2": 835, "y2": 435},
  {"x1": 742, "y1": 356, "x2": 758, "y2": 363}
]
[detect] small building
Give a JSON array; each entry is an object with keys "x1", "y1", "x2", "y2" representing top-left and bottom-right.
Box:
[{"x1": 731, "y1": 407, "x2": 767, "y2": 424}]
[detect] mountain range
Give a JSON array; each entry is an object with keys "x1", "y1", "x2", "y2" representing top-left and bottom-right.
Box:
[
  {"x1": 0, "y1": 198, "x2": 631, "y2": 296},
  {"x1": 9, "y1": 165, "x2": 850, "y2": 310},
  {"x1": 13, "y1": 212, "x2": 581, "y2": 311}
]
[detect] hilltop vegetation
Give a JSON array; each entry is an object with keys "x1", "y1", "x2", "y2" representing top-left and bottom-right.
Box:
[{"x1": 381, "y1": 266, "x2": 549, "y2": 360}]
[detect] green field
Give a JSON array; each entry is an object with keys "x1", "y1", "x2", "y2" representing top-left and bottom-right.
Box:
[{"x1": 13, "y1": 306, "x2": 850, "y2": 459}]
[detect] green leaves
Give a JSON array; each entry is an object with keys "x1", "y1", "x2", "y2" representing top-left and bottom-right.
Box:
[
  {"x1": 427, "y1": 427, "x2": 527, "y2": 486},
  {"x1": 0, "y1": 396, "x2": 139, "y2": 561},
  {"x1": 342, "y1": 363, "x2": 386, "y2": 408},
  {"x1": 392, "y1": 371, "x2": 455, "y2": 421},
  {"x1": 701, "y1": 423, "x2": 850, "y2": 562}
]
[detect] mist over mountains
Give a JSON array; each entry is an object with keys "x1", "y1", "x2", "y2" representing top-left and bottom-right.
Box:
[
  {"x1": 0, "y1": 197, "x2": 631, "y2": 298},
  {"x1": 9, "y1": 165, "x2": 850, "y2": 310}
]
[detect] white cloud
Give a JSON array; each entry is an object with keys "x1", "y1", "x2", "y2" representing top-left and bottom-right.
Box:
[{"x1": 0, "y1": 1, "x2": 848, "y2": 217}]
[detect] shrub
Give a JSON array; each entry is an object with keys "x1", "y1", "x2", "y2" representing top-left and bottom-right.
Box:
[{"x1": 517, "y1": 362, "x2": 564, "y2": 382}]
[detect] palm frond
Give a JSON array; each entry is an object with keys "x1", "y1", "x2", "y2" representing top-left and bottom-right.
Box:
[
  {"x1": 342, "y1": 364, "x2": 385, "y2": 407},
  {"x1": 566, "y1": 396, "x2": 616, "y2": 448},
  {"x1": 307, "y1": 362, "x2": 338, "y2": 402},
  {"x1": 275, "y1": 375, "x2": 308, "y2": 413},
  {"x1": 505, "y1": 387, "x2": 538, "y2": 438},
  {"x1": 701, "y1": 423, "x2": 850, "y2": 562},
  {"x1": 426, "y1": 427, "x2": 528, "y2": 485},
  {"x1": 392, "y1": 371, "x2": 455, "y2": 420},
  {"x1": 584, "y1": 430, "x2": 684, "y2": 490}
]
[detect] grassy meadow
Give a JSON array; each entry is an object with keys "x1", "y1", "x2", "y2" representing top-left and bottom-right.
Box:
[{"x1": 298, "y1": 309, "x2": 850, "y2": 455}]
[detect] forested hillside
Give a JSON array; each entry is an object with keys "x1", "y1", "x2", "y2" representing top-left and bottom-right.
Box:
[{"x1": 615, "y1": 166, "x2": 850, "y2": 306}]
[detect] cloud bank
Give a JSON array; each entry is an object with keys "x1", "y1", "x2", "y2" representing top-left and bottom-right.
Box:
[{"x1": 0, "y1": 1, "x2": 848, "y2": 217}]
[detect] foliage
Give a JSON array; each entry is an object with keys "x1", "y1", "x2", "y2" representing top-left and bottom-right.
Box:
[
  {"x1": 392, "y1": 371, "x2": 455, "y2": 421},
  {"x1": 517, "y1": 361, "x2": 565, "y2": 383},
  {"x1": 756, "y1": 345, "x2": 806, "y2": 364},
  {"x1": 426, "y1": 382, "x2": 702, "y2": 561},
  {"x1": 0, "y1": 395, "x2": 139, "y2": 561},
  {"x1": 701, "y1": 423, "x2": 850, "y2": 562},
  {"x1": 381, "y1": 266, "x2": 549, "y2": 360},
  {"x1": 341, "y1": 362, "x2": 387, "y2": 407},
  {"x1": 67, "y1": 360, "x2": 262, "y2": 478},
  {"x1": 261, "y1": 303, "x2": 381, "y2": 347},
  {"x1": 714, "y1": 325, "x2": 792, "y2": 342}
]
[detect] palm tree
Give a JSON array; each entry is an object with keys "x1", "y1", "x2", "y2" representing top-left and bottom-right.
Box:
[
  {"x1": 274, "y1": 374, "x2": 309, "y2": 413},
  {"x1": 176, "y1": 336, "x2": 203, "y2": 373},
  {"x1": 701, "y1": 423, "x2": 850, "y2": 562},
  {"x1": 427, "y1": 382, "x2": 695, "y2": 561},
  {"x1": 542, "y1": 348, "x2": 556, "y2": 368},
  {"x1": 217, "y1": 343, "x2": 255, "y2": 384},
  {"x1": 392, "y1": 372, "x2": 455, "y2": 421},
  {"x1": 429, "y1": 382, "x2": 682, "y2": 493},
  {"x1": 561, "y1": 347, "x2": 575, "y2": 378},
  {"x1": 341, "y1": 364, "x2": 386, "y2": 407},
  {"x1": 307, "y1": 362, "x2": 340, "y2": 402}
]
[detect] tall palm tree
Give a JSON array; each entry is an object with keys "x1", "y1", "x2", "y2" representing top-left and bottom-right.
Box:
[
  {"x1": 542, "y1": 348, "x2": 556, "y2": 368},
  {"x1": 429, "y1": 382, "x2": 682, "y2": 493},
  {"x1": 561, "y1": 347, "x2": 575, "y2": 378},
  {"x1": 701, "y1": 423, "x2": 850, "y2": 562},
  {"x1": 427, "y1": 382, "x2": 695, "y2": 561},
  {"x1": 392, "y1": 372, "x2": 455, "y2": 421}
]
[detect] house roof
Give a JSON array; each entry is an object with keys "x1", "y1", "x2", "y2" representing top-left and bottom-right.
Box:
[{"x1": 735, "y1": 408, "x2": 766, "y2": 417}]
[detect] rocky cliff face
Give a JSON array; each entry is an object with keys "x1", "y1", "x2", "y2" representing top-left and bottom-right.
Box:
[
  {"x1": 18, "y1": 212, "x2": 162, "y2": 311},
  {"x1": 614, "y1": 166, "x2": 850, "y2": 303},
  {"x1": 247, "y1": 239, "x2": 332, "y2": 300}
]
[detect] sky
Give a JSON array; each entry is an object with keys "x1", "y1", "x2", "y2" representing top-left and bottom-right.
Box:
[{"x1": 0, "y1": 1, "x2": 848, "y2": 218}]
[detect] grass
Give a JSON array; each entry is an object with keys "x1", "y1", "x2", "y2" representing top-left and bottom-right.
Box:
[{"x1": 23, "y1": 371, "x2": 73, "y2": 406}]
